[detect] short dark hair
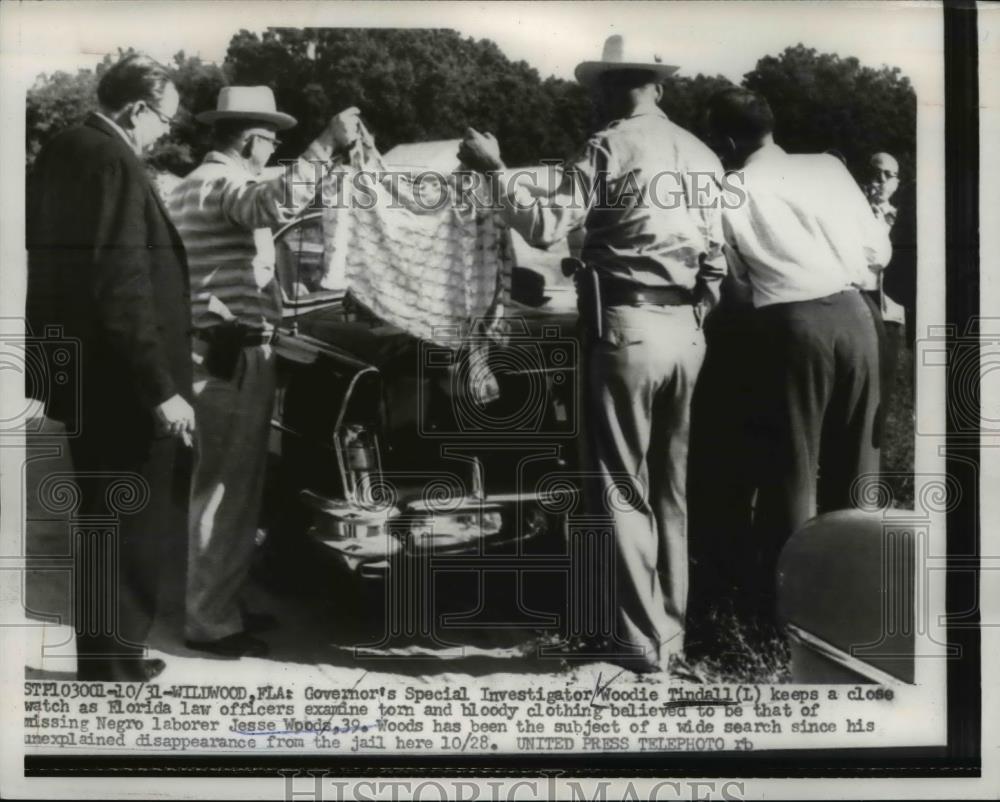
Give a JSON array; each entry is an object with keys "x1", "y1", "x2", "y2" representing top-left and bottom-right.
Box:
[
  {"x1": 706, "y1": 88, "x2": 775, "y2": 142},
  {"x1": 598, "y1": 68, "x2": 662, "y2": 92},
  {"x1": 97, "y1": 53, "x2": 173, "y2": 112}
]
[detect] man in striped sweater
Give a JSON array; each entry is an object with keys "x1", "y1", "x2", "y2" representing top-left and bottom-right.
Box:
[{"x1": 169, "y1": 86, "x2": 360, "y2": 657}]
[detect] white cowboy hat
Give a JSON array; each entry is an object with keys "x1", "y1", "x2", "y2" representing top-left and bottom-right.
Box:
[
  {"x1": 196, "y1": 86, "x2": 297, "y2": 130},
  {"x1": 574, "y1": 35, "x2": 679, "y2": 87}
]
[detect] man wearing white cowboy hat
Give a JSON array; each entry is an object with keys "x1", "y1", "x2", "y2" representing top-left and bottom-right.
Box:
[
  {"x1": 461, "y1": 35, "x2": 727, "y2": 675},
  {"x1": 169, "y1": 86, "x2": 361, "y2": 658}
]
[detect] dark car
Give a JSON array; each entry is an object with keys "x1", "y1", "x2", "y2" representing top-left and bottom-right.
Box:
[{"x1": 264, "y1": 212, "x2": 586, "y2": 627}]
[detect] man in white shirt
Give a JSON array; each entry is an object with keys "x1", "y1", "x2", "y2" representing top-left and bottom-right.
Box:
[{"x1": 704, "y1": 88, "x2": 891, "y2": 625}]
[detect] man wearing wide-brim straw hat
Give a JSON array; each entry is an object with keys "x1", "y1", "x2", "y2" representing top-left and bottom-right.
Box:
[
  {"x1": 169, "y1": 86, "x2": 361, "y2": 658},
  {"x1": 461, "y1": 35, "x2": 727, "y2": 677},
  {"x1": 573, "y1": 34, "x2": 679, "y2": 87}
]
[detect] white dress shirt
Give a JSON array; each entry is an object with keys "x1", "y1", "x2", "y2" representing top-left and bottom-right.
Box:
[{"x1": 722, "y1": 143, "x2": 891, "y2": 308}]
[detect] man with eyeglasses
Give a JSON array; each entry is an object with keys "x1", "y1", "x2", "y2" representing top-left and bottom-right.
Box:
[
  {"x1": 26, "y1": 53, "x2": 193, "y2": 681},
  {"x1": 864, "y1": 152, "x2": 900, "y2": 226},
  {"x1": 168, "y1": 86, "x2": 360, "y2": 658},
  {"x1": 859, "y1": 152, "x2": 906, "y2": 457}
]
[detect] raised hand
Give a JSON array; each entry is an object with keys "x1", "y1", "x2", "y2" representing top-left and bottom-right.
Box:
[
  {"x1": 459, "y1": 127, "x2": 505, "y2": 173},
  {"x1": 327, "y1": 106, "x2": 363, "y2": 151}
]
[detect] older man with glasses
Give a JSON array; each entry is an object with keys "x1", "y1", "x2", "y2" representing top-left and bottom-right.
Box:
[
  {"x1": 27, "y1": 53, "x2": 193, "y2": 681},
  {"x1": 168, "y1": 86, "x2": 361, "y2": 658},
  {"x1": 857, "y1": 152, "x2": 907, "y2": 456}
]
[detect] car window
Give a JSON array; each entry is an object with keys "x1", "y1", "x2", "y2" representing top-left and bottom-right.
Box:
[{"x1": 274, "y1": 212, "x2": 342, "y2": 312}]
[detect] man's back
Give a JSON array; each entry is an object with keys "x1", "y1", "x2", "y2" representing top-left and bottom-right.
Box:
[
  {"x1": 500, "y1": 109, "x2": 726, "y2": 296},
  {"x1": 582, "y1": 111, "x2": 725, "y2": 288},
  {"x1": 722, "y1": 146, "x2": 890, "y2": 307}
]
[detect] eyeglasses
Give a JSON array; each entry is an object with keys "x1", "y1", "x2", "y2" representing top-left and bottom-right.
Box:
[
  {"x1": 147, "y1": 104, "x2": 178, "y2": 127},
  {"x1": 250, "y1": 133, "x2": 282, "y2": 148}
]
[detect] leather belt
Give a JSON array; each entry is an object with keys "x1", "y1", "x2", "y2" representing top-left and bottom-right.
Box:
[
  {"x1": 600, "y1": 283, "x2": 693, "y2": 307},
  {"x1": 195, "y1": 327, "x2": 278, "y2": 347}
]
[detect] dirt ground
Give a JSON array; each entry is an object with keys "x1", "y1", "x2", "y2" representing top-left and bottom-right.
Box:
[
  {"x1": 20, "y1": 417, "x2": 670, "y2": 689},
  {"x1": 21, "y1": 337, "x2": 913, "y2": 687}
]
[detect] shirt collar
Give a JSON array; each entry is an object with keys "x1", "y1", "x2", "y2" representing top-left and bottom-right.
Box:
[
  {"x1": 204, "y1": 150, "x2": 256, "y2": 175},
  {"x1": 94, "y1": 112, "x2": 139, "y2": 155},
  {"x1": 743, "y1": 141, "x2": 786, "y2": 168},
  {"x1": 623, "y1": 107, "x2": 669, "y2": 122},
  {"x1": 204, "y1": 150, "x2": 239, "y2": 166}
]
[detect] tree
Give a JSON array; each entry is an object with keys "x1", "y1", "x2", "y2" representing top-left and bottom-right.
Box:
[
  {"x1": 25, "y1": 33, "x2": 916, "y2": 184},
  {"x1": 26, "y1": 66, "x2": 100, "y2": 169},
  {"x1": 147, "y1": 52, "x2": 228, "y2": 175},
  {"x1": 224, "y1": 28, "x2": 589, "y2": 167},
  {"x1": 743, "y1": 44, "x2": 916, "y2": 184},
  {"x1": 25, "y1": 49, "x2": 226, "y2": 176},
  {"x1": 659, "y1": 72, "x2": 736, "y2": 138}
]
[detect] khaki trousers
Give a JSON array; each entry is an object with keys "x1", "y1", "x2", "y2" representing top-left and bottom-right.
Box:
[
  {"x1": 583, "y1": 304, "x2": 706, "y2": 670},
  {"x1": 186, "y1": 341, "x2": 276, "y2": 641}
]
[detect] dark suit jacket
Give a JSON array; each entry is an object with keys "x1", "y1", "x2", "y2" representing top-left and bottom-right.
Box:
[
  {"x1": 882, "y1": 184, "x2": 917, "y2": 344},
  {"x1": 26, "y1": 113, "x2": 192, "y2": 438}
]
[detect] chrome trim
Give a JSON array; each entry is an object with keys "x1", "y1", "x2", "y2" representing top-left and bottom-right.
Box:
[
  {"x1": 273, "y1": 211, "x2": 323, "y2": 242},
  {"x1": 784, "y1": 622, "x2": 907, "y2": 686},
  {"x1": 300, "y1": 489, "x2": 399, "y2": 522},
  {"x1": 275, "y1": 330, "x2": 375, "y2": 372}
]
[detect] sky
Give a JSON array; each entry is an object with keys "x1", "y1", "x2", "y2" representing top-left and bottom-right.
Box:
[{"x1": 6, "y1": 0, "x2": 941, "y2": 89}]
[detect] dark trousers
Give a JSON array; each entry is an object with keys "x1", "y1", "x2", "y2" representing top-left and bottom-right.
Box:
[
  {"x1": 67, "y1": 410, "x2": 189, "y2": 676},
  {"x1": 685, "y1": 305, "x2": 761, "y2": 652},
  {"x1": 749, "y1": 289, "x2": 880, "y2": 618},
  {"x1": 861, "y1": 290, "x2": 902, "y2": 452}
]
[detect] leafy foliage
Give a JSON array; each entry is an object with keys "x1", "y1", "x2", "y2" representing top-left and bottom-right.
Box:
[
  {"x1": 26, "y1": 67, "x2": 99, "y2": 168},
  {"x1": 148, "y1": 52, "x2": 228, "y2": 175},
  {"x1": 743, "y1": 44, "x2": 917, "y2": 183},
  {"x1": 660, "y1": 72, "x2": 737, "y2": 138},
  {"x1": 25, "y1": 48, "x2": 226, "y2": 176},
  {"x1": 25, "y1": 31, "x2": 916, "y2": 183},
  {"x1": 223, "y1": 28, "x2": 591, "y2": 167}
]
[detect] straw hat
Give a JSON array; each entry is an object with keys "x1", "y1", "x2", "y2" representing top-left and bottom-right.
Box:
[
  {"x1": 196, "y1": 86, "x2": 297, "y2": 130},
  {"x1": 575, "y1": 35, "x2": 679, "y2": 88}
]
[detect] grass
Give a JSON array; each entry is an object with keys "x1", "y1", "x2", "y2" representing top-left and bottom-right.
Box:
[
  {"x1": 683, "y1": 607, "x2": 793, "y2": 684},
  {"x1": 684, "y1": 344, "x2": 916, "y2": 682},
  {"x1": 882, "y1": 343, "x2": 915, "y2": 509}
]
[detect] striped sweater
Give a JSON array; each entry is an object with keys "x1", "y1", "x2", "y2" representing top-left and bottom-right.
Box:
[{"x1": 168, "y1": 141, "x2": 332, "y2": 330}]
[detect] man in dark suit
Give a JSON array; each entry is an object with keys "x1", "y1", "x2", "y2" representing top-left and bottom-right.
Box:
[{"x1": 26, "y1": 54, "x2": 194, "y2": 681}]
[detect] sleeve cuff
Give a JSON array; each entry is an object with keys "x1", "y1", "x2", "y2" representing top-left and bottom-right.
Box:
[
  {"x1": 138, "y1": 371, "x2": 178, "y2": 411},
  {"x1": 302, "y1": 138, "x2": 334, "y2": 165}
]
